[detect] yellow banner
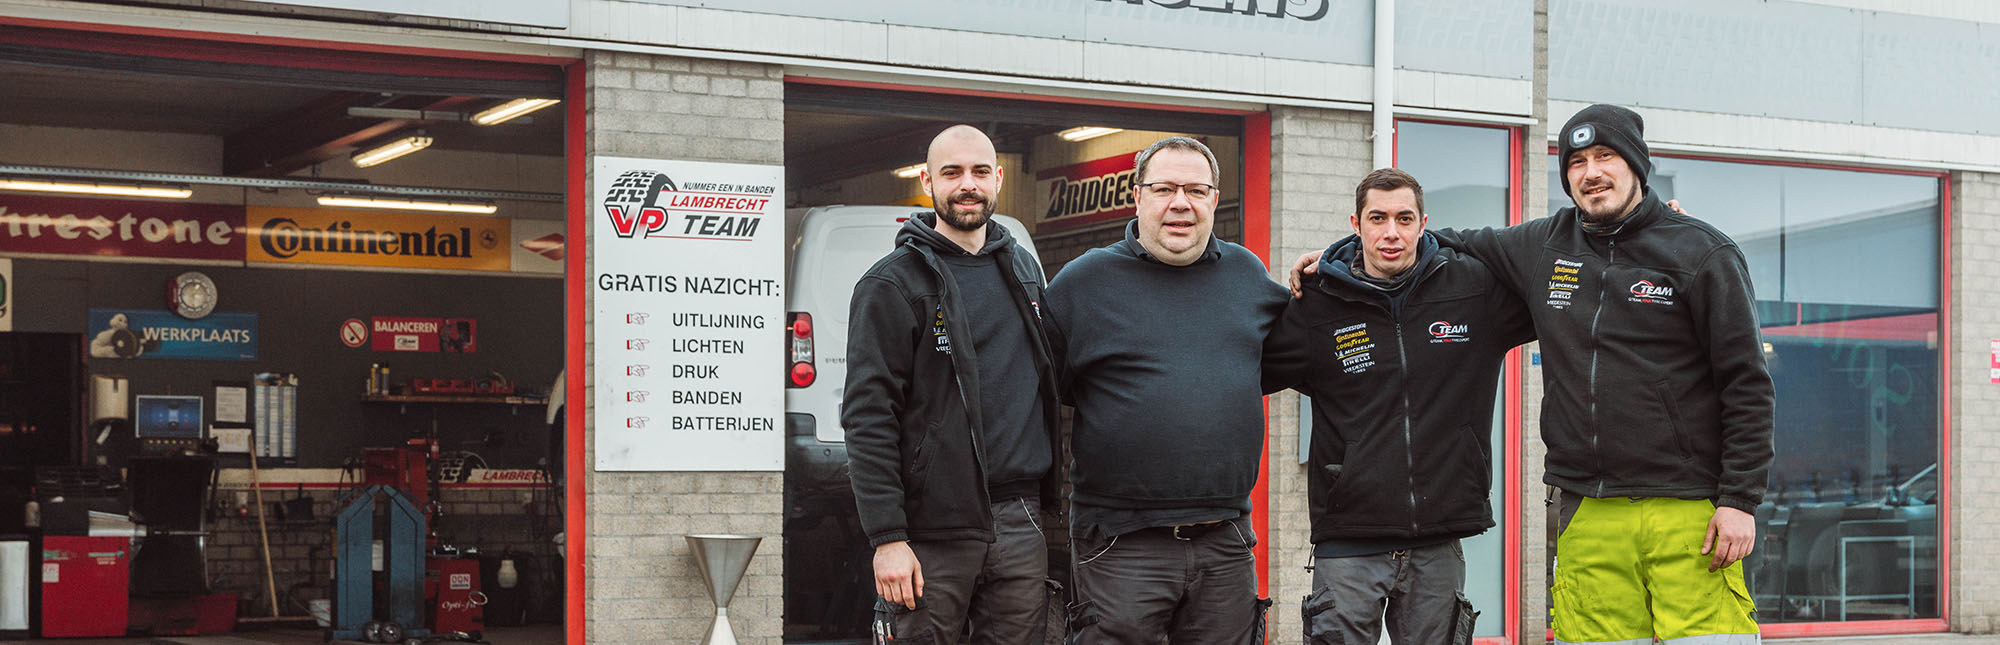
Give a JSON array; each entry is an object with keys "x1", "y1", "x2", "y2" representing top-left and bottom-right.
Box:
[{"x1": 245, "y1": 207, "x2": 511, "y2": 271}]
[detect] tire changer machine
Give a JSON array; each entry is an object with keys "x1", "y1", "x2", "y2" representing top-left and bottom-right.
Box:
[{"x1": 331, "y1": 438, "x2": 485, "y2": 644}]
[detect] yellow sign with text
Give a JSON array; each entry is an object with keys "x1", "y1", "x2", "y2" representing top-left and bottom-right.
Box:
[{"x1": 245, "y1": 207, "x2": 511, "y2": 271}]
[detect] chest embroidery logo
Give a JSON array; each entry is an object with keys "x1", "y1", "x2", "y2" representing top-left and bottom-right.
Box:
[
  {"x1": 1628, "y1": 279, "x2": 1676, "y2": 306},
  {"x1": 1334, "y1": 322, "x2": 1376, "y2": 374},
  {"x1": 931, "y1": 306, "x2": 952, "y2": 354},
  {"x1": 1546, "y1": 258, "x2": 1583, "y2": 309},
  {"x1": 1428, "y1": 320, "x2": 1470, "y2": 344}
]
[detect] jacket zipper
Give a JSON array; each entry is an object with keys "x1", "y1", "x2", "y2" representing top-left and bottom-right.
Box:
[
  {"x1": 1586, "y1": 238, "x2": 1615, "y2": 497},
  {"x1": 1390, "y1": 259, "x2": 1445, "y2": 532},
  {"x1": 918, "y1": 247, "x2": 992, "y2": 524}
]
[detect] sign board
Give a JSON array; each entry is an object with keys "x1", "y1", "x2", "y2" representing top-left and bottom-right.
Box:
[
  {"x1": 0, "y1": 258, "x2": 11, "y2": 332},
  {"x1": 630, "y1": 0, "x2": 1365, "y2": 65},
  {"x1": 1035, "y1": 151, "x2": 1142, "y2": 232},
  {"x1": 370, "y1": 317, "x2": 477, "y2": 353},
  {"x1": 592, "y1": 157, "x2": 784, "y2": 471},
  {"x1": 510, "y1": 219, "x2": 565, "y2": 275},
  {"x1": 0, "y1": 195, "x2": 244, "y2": 261},
  {"x1": 87, "y1": 309, "x2": 258, "y2": 361},
  {"x1": 240, "y1": 0, "x2": 568, "y2": 28},
  {"x1": 245, "y1": 207, "x2": 512, "y2": 272}
]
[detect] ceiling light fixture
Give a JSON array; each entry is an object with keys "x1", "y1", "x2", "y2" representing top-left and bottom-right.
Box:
[
  {"x1": 351, "y1": 132, "x2": 433, "y2": 168},
  {"x1": 317, "y1": 195, "x2": 497, "y2": 215},
  {"x1": 892, "y1": 163, "x2": 925, "y2": 179},
  {"x1": 1059, "y1": 126, "x2": 1123, "y2": 142},
  {"x1": 0, "y1": 178, "x2": 192, "y2": 199},
  {"x1": 472, "y1": 98, "x2": 561, "y2": 126}
]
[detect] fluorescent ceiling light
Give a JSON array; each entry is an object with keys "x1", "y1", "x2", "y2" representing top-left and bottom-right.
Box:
[
  {"x1": 0, "y1": 178, "x2": 192, "y2": 199},
  {"x1": 892, "y1": 163, "x2": 925, "y2": 179},
  {"x1": 1059, "y1": 126, "x2": 1123, "y2": 142},
  {"x1": 472, "y1": 98, "x2": 561, "y2": 126},
  {"x1": 317, "y1": 195, "x2": 497, "y2": 215},
  {"x1": 352, "y1": 133, "x2": 433, "y2": 168}
]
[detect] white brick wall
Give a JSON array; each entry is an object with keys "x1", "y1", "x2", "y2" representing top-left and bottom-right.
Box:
[
  {"x1": 1952, "y1": 170, "x2": 2000, "y2": 634},
  {"x1": 583, "y1": 51, "x2": 787, "y2": 644}
]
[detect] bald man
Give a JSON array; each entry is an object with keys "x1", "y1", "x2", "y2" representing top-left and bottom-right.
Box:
[{"x1": 844, "y1": 125, "x2": 1063, "y2": 644}]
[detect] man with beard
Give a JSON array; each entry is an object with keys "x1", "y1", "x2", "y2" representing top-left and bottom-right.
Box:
[
  {"x1": 1045, "y1": 136, "x2": 1288, "y2": 643},
  {"x1": 843, "y1": 124, "x2": 1063, "y2": 644},
  {"x1": 1292, "y1": 104, "x2": 1773, "y2": 644}
]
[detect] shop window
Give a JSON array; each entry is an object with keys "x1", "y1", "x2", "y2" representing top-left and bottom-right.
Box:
[
  {"x1": 1398, "y1": 120, "x2": 1514, "y2": 639},
  {"x1": 1546, "y1": 154, "x2": 1945, "y2": 624}
]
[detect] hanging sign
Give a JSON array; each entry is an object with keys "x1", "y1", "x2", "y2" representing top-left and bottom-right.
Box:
[
  {"x1": 87, "y1": 309, "x2": 258, "y2": 361},
  {"x1": 369, "y1": 317, "x2": 477, "y2": 353},
  {"x1": 245, "y1": 206, "x2": 512, "y2": 272},
  {"x1": 592, "y1": 157, "x2": 784, "y2": 471},
  {"x1": 0, "y1": 195, "x2": 243, "y2": 261}
]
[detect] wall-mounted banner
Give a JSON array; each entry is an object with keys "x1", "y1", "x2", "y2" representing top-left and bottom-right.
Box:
[
  {"x1": 370, "y1": 317, "x2": 477, "y2": 353},
  {"x1": 1035, "y1": 151, "x2": 1141, "y2": 232},
  {"x1": 245, "y1": 206, "x2": 511, "y2": 272},
  {"x1": 0, "y1": 195, "x2": 245, "y2": 261},
  {"x1": 87, "y1": 309, "x2": 258, "y2": 361},
  {"x1": 592, "y1": 156, "x2": 784, "y2": 471},
  {"x1": 510, "y1": 219, "x2": 564, "y2": 275}
]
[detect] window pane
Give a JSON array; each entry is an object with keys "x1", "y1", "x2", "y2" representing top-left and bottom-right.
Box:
[
  {"x1": 1546, "y1": 153, "x2": 1943, "y2": 624},
  {"x1": 1399, "y1": 120, "x2": 1510, "y2": 637}
]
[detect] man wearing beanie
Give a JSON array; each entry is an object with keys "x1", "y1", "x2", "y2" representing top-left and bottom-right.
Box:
[{"x1": 1293, "y1": 104, "x2": 1773, "y2": 643}]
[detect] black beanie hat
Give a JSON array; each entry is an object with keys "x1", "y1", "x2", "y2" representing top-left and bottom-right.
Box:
[{"x1": 1557, "y1": 104, "x2": 1651, "y2": 200}]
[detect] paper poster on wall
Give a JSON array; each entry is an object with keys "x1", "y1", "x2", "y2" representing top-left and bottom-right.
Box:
[
  {"x1": 1034, "y1": 151, "x2": 1141, "y2": 232},
  {"x1": 592, "y1": 156, "x2": 784, "y2": 471},
  {"x1": 87, "y1": 309, "x2": 258, "y2": 361}
]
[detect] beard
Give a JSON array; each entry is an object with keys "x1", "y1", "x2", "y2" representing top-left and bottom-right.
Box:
[
  {"x1": 1575, "y1": 181, "x2": 1640, "y2": 222},
  {"x1": 933, "y1": 190, "x2": 995, "y2": 232}
]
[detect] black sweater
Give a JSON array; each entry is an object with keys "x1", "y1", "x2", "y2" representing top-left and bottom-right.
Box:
[
  {"x1": 842, "y1": 215, "x2": 1064, "y2": 547},
  {"x1": 1264, "y1": 232, "x2": 1534, "y2": 544},
  {"x1": 1435, "y1": 194, "x2": 1775, "y2": 512},
  {"x1": 1045, "y1": 221, "x2": 1289, "y2": 538}
]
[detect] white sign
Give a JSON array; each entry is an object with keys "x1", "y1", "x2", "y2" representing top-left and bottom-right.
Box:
[{"x1": 591, "y1": 157, "x2": 784, "y2": 471}]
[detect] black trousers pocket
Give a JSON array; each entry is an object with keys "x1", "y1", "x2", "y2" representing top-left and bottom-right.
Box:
[
  {"x1": 873, "y1": 597, "x2": 937, "y2": 644},
  {"x1": 1301, "y1": 586, "x2": 1341, "y2": 645},
  {"x1": 1451, "y1": 592, "x2": 1479, "y2": 645},
  {"x1": 1248, "y1": 596, "x2": 1273, "y2": 645},
  {"x1": 1063, "y1": 599, "x2": 1097, "y2": 645}
]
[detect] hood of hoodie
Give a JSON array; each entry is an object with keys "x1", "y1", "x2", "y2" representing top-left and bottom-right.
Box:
[
  {"x1": 1312, "y1": 230, "x2": 1441, "y2": 296},
  {"x1": 896, "y1": 210, "x2": 1015, "y2": 256},
  {"x1": 1115, "y1": 218, "x2": 1222, "y2": 265}
]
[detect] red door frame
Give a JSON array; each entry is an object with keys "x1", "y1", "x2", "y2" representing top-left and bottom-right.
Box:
[
  {"x1": 1394, "y1": 117, "x2": 1527, "y2": 645},
  {"x1": 1545, "y1": 147, "x2": 1955, "y2": 639},
  {"x1": 0, "y1": 14, "x2": 591, "y2": 642}
]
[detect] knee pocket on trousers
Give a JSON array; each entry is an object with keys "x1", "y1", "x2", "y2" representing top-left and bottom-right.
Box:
[
  {"x1": 1451, "y1": 592, "x2": 1479, "y2": 645},
  {"x1": 1063, "y1": 599, "x2": 1099, "y2": 644},
  {"x1": 1301, "y1": 586, "x2": 1342, "y2": 645},
  {"x1": 873, "y1": 597, "x2": 937, "y2": 644},
  {"x1": 1250, "y1": 596, "x2": 1273, "y2": 645}
]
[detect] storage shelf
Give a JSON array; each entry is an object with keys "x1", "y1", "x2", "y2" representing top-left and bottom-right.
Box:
[{"x1": 363, "y1": 394, "x2": 548, "y2": 406}]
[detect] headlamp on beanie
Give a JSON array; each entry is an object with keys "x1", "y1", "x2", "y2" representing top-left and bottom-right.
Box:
[{"x1": 1557, "y1": 104, "x2": 1652, "y2": 200}]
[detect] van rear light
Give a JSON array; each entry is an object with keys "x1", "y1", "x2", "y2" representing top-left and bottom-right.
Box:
[{"x1": 787, "y1": 312, "x2": 815, "y2": 388}]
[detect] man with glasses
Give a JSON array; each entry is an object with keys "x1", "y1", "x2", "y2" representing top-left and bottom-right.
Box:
[{"x1": 1044, "y1": 136, "x2": 1288, "y2": 643}]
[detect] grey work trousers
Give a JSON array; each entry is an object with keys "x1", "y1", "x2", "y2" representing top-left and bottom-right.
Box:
[
  {"x1": 1301, "y1": 539, "x2": 1477, "y2": 645},
  {"x1": 872, "y1": 497, "x2": 1051, "y2": 645},
  {"x1": 1066, "y1": 517, "x2": 1271, "y2": 644}
]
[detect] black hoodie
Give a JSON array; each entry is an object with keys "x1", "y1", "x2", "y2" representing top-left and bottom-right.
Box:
[
  {"x1": 1045, "y1": 221, "x2": 1289, "y2": 538},
  {"x1": 842, "y1": 213, "x2": 1063, "y2": 547},
  {"x1": 1433, "y1": 193, "x2": 1776, "y2": 513},
  {"x1": 1264, "y1": 232, "x2": 1534, "y2": 543}
]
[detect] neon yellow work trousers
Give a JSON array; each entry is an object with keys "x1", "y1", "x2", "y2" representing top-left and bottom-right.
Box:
[{"x1": 1552, "y1": 496, "x2": 1760, "y2": 644}]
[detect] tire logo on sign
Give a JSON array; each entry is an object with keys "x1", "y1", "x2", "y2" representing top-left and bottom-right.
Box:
[{"x1": 340, "y1": 319, "x2": 368, "y2": 348}]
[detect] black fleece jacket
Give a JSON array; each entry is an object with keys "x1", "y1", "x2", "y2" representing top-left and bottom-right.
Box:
[
  {"x1": 1264, "y1": 233, "x2": 1534, "y2": 543},
  {"x1": 1434, "y1": 193, "x2": 1776, "y2": 513},
  {"x1": 1045, "y1": 221, "x2": 1289, "y2": 538},
  {"x1": 841, "y1": 214, "x2": 1063, "y2": 547}
]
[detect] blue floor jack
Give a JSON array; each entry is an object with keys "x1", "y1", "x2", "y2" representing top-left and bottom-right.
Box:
[{"x1": 331, "y1": 485, "x2": 431, "y2": 644}]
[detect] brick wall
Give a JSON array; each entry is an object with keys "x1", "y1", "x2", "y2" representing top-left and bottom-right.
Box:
[
  {"x1": 1263, "y1": 105, "x2": 1376, "y2": 643},
  {"x1": 584, "y1": 51, "x2": 787, "y2": 644},
  {"x1": 1952, "y1": 170, "x2": 2000, "y2": 634}
]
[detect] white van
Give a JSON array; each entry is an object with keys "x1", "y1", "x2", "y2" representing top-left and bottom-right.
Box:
[{"x1": 779, "y1": 205, "x2": 1040, "y2": 643}]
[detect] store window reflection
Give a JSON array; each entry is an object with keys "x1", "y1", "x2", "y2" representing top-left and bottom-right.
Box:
[
  {"x1": 1546, "y1": 155, "x2": 1943, "y2": 623},
  {"x1": 1399, "y1": 120, "x2": 1512, "y2": 638}
]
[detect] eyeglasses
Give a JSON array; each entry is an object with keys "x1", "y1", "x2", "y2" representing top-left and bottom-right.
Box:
[{"x1": 1137, "y1": 181, "x2": 1217, "y2": 201}]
